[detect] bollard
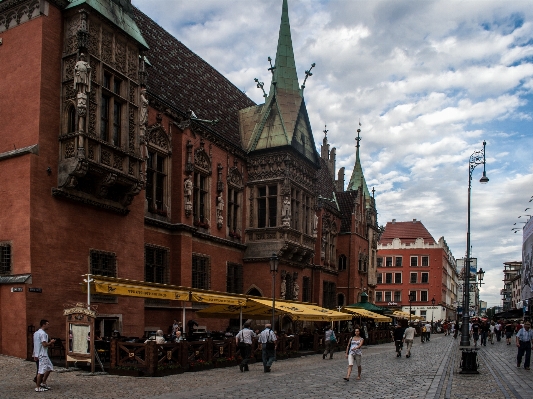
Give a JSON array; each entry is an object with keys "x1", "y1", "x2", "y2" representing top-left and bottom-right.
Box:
[{"x1": 459, "y1": 348, "x2": 479, "y2": 374}]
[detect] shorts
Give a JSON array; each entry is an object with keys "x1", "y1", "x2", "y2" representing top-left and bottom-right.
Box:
[
  {"x1": 505, "y1": 332, "x2": 513, "y2": 339},
  {"x1": 348, "y1": 353, "x2": 361, "y2": 366},
  {"x1": 38, "y1": 356, "x2": 53, "y2": 374}
]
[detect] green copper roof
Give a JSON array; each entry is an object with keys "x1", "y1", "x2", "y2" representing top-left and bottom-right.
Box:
[
  {"x1": 66, "y1": 0, "x2": 149, "y2": 50},
  {"x1": 271, "y1": 0, "x2": 300, "y2": 94},
  {"x1": 347, "y1": 133, "x2": 370, "y2": 198}
]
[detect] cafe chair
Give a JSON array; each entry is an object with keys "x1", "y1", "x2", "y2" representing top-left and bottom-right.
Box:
[{"x1": 49, "y1": 338, "x2": 65, "y2": 358}]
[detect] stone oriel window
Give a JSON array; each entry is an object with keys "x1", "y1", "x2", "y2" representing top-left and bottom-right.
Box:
[
  {"x1": 100, "y1": 71, "x2": 124, "y2": 147},
  {"x1": 145, "y1": 245, "x2": 169, "y2": 284},
  {"x1": 0, "y1": 243, "x2": 12, "y2": 275},
  {"x1": 226, "y1": 262, "x2": 243, "y2": 294},
  {"x1": 192, "y1": 254, "x2": 210, "y2": 290},
  {"x1": 290, "y1": 188, "x2": 300, "y2": 230},
  {"x1": 90, "y1": 250, "x2": 116, "y2": 277}
]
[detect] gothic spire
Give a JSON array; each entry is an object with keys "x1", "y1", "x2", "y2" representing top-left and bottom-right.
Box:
[{"x1": 347, "y1": 124, "x2": 370, "y2": 198}]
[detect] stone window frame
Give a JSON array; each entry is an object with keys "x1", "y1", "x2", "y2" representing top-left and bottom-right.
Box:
[
  {"x1": 100, "y1": 69, "x2": 126, "y2": 148},
  {"x1": 410, "y1": 256, "x2": 418, "y2": 267},
  {"x1": 420, "y1": 290, "x2": 428, "y2": 302},
  {"x1": 192, "y1": 253, "x2": 210, "y2": 290},
  {"x1": 394, "y1": 291, "x2": 401, "y2": 302},
  {"x1": 421, "y1": 272, "x2": 429, "y2": 283},
  {"x1": 0, "y1": 242, "x2": 12, "y2": 275},
  {"x1": 421, "y1": 256, "x2": 429, "y2": 267},
  {"x1": 62, "y1": 100, "x2": 77, "y2": 135},
  {"x1": 144, "y1": 244, "x2": 170, "y2": 284},
  {"x1": 385, "y1": 256, "x2": 393, "y2": 267},
  {"x1": 338, "y1": 254, "x2": 347, "y2": 271},
  {"x1": 394, "y1": 272, "x2": 402, "y2": 284},
  {"x1": 377, "y1": 273, "x2": 382, "y2": 284},
  {"x1": 226, "y1": 262, "x2": 243, "y2": 294},
  {"x1": 226, "y1": 165, "x2": 244, "y2": 236},
  {"x1": 145, "y1": 123, "x2": 172, "y2": 218},
  {"x1": 89, "y1": 249, "x2": 117, "y2": 277},
  {"x1": 409, "y1": 290, "x2": 417, "y2": 302},
  {"x1": 385, "y1": 272, "x2": 393, "y2": 284},
  {"x1": 410, "y1": 272, "x2": 418, "y2": 284},
  {"x1": 377, "y1": 257, "x2": 383, "y2": 267},
  {"x1": 376, "y1": 291, "x2": 383, "y2": 302},
  {"x1": 384, "y1": 291, "x2": 392, "y2": 302},
  {"x1": 395, "y1": 256, "x2": 403, "y2": 267}
]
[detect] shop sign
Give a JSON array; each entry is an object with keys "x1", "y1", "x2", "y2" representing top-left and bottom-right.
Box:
[{"x1": 11, "y1": 287, "x2": 23, "y2": 292}]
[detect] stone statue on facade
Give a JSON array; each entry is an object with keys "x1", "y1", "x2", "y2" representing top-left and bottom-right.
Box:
[
  {"x1": 140, "y1": 88, "x2": 149, "y2": 127},
  {"x1": 280, "y1": 271, "x2": 287, "y2": 299},
  {"x1": 293, "y1": 280, "x2": 299, "y2": 300},
  {"x1": 282, "y1": 195, "x2": 291, "y2": 226},
  {"x1": 216, "y1": 194, "x2": 224, "y2": 228},
  {"x1": 74, "y1": 53, "x2": 91, "y2": 94},
  {"x1": 313, "y1": 214, "x2": 318, "y2": 237},
  {"x1": 184, "y1": 177, "x2": 193, "y2": 216}
]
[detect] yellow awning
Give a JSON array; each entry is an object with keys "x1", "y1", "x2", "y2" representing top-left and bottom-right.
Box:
[
  {"x1": 190, "y1": 292, "x2": 246, "y2": 306},
  {"x1": 92, "y1": 280, "x2": 189, "y2": 301},
  {"x1": 392, "y1": 311, "x2": 415, "y2": 319},
  {"x1": 86, "y1": 275, "x2": 245, "y2": 305},
  {"x1": 342, "y1": 307, "x2": 392, "y2": 322},
  {"x1": 196, "y1": 302, "x2": 276, "y2": 320},
  {"x1": 250, "y1": 299, "x2": 352, "y2": 322}
]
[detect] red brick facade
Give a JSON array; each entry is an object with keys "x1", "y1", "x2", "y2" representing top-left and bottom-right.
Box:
[{"x1": 0, "y1": 0, "x2": 378, "y2": 358}]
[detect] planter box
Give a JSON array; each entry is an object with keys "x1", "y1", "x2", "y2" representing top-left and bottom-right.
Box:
[
  {"x1": 109, "y1": 368, "x2": 144, "y2": 377},
  {"x1": 186, "y1": 364, "x2": 213, "y2": 372},
  {"x1": 155, "y1": 367, "x2": 185, "y2": 377}
]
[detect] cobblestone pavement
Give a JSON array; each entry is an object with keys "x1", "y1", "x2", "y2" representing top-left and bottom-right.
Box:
[{"x1": 2, "y1": 334, "x2": 532, "y2": 399}]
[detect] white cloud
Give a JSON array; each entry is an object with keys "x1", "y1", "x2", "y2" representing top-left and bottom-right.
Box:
[{"x1": 133, "y1": 0, "x2": 533, "y2": 307}]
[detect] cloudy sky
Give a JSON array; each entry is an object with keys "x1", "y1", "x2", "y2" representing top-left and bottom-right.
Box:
[{"x1": 133, "y1": 0, "x2": 533, "y2": 307}]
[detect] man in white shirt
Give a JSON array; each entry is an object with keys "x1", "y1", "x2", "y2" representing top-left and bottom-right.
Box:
[
  {"x1": 516, "y1": 321, "x2": 533, "y2": 370},
  {"x1": 258, "y1": 324, "x2": 277, "y2": 372},
  {"x1": 403, "y1": 323, "x2": 416, "y2": 358},
  {"x1": 33, "y1": 319, "x2": 55, "y2": 392},
  {"x1": 236, "y1": 322, "x2": 256, "y2": 372},
  {"x1": 424, "y1": 322, "x2": 431, "y2": 342}
]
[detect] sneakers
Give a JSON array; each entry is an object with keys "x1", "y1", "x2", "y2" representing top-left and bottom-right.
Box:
[
  {"x1": 239, "y1": 364, "x2": 244, "y2": 372},
  {"x1": 323, "y1": 353, "x2": 326, "y2": 359},
  {"x1": 35, "y1": 387, "x2": 47, "y2": 392},
  {"x1": 40, "y1": 384, "x2": 51, "y2": 390}
]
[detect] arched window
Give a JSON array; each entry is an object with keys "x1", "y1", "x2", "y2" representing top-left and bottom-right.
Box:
[{"x1": 146, "y1": 124, "x2": 171, "y2": 217}]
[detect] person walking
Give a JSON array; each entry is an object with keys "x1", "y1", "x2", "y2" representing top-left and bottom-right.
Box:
[
  {"x1": 236, "y1": 322, "x2": 256, "y2": 372},
  {"x1": 471, "y1": 319, "x2": 480, "y2": 347},
  {"x1": 453, "y1": 320, "x2": 460, "y2": 339},
  {"x1": 424, "y1": 321, "x2": 432, "y2": 342},
  {"x1": 403, "y1": 323, "x2": 416, "y2": 358},
  {"x1": 33, "y1": 320, "x2": 55, "y2": 392},
  {"x1": 344, "y1": 328, "x2": 364, "y2": 381},
  {"x1": 323, "y1": 325, "x2": 336, "y2": 360},
  {"x1": 393, "y1": 324, "x2": 405, "y2": 357},
  {"x1": 516, "y1": 321, "x2": 533, "y2": 370},
  {"x1": 258, "y1": 324, "x2": 277, "y2": 372},
  {"x1": 495, "y1": 321, "x2": 502, "y2": 342},
  {"x1": 489, "y1": 322, "x2": 495, "y2": 344},
  {"x1": 505, "y1": 321, "x2": 515, "y2": 345},
  {"x1": 480, "y1": 321, "x2": 489, "y2": 346}
]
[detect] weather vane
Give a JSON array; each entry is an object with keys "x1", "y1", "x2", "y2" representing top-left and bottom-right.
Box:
[
  {"x1": 301, "y1": 63, "x2": 316, "y2": 90},
  {"x1": 323, "y1": 125, "x2": 328, "y2": 138},
  {"x1": 254, "y1": 78, "x2": 267, "y2": 98},
  {"x1": 356, "y1": 122, "x2": 362, "y2": 148}
]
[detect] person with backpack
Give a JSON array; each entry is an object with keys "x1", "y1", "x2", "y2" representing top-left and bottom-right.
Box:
[
  {"x1": 393, "y1": 324, "x2": 405, "y2": 357},
  {"x1": 344, "y1": 328, "x2": 364, "y2": 381},
  {"x1": 505, "y1": 321, "x2": 515, "y2": 345},
  {"x1": 258, "y1": 324, "x2": 277, "y2": 372},
  {"x1": 236, "y1": 322, "x2": 256, "y2": 372},
  {"x1": 323, "y1": 325, "x2": 336, "y2": 359}
]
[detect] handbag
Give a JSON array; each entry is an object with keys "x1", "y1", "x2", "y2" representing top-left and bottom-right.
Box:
[
  {"x1": 330, "y1": 332, "x2": 337, "y2": 343},
  {"x1": 265, "y1": 330, "x2": 275, "y2": 350}
]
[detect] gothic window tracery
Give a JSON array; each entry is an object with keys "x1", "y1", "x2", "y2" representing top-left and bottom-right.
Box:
[{"x1": 145, "y1": 124, "x2": 171, "y2": 217}]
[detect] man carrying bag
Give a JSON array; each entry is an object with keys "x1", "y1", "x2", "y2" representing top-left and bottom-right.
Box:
[
  {"x1": 236, "y1": 322, "x2": 256, "y2": 372},
  {"x1": 258, "y1": 324, "x2": 277, "y2": 372}
]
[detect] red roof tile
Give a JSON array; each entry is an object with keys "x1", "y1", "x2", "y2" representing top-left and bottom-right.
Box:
[{"x1": 379, "y1": 220, "x2": 436, "y2": 245}]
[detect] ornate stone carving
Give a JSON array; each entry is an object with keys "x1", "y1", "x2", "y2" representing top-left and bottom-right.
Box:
[
  {"x1": 227, "y1": 165, "x2": 243, "y2": 189},
  {"x1": 127, "y1": 46, "x2": 138, "y2": 79},
  {"x1": 129, "y1": 83, "x2": 137, "y2": 105},
  {"x1": 115, "y1": 39, "x2": 126, "y2": 73},
  {"x1": 280, "y1": 271, "x2": 287, "y2": 299},
  {"x1": 184, "y1": 176, "x2": 193, "y2": 217},
  {"x1": 194, "y1": 140, "x2": 211, "y2": 175},
  {"x1": 65, "y1": 16, "x2": 78, "y2": 54},
  {"x1": 88, "y1": 101, "x2": 96, "y2": 136},
  {"x1": 88, "y1": 143, "x2": 94, "y2": 160},
  {"x1": 101, "y1": 150, "x2": 111, "y2": 166},
  {"x1": 96, "y1": 173, "x2": 117, "y2": 198},
  {"x1": 74, "y1": 53, "x2": 91, "y2": 95},
  {"x1": 88, "y1": 21, "x2": 100, "y2": 57},
  {"x1": 65, "y1": 140, "x2": 75, "y2": 159},
  {"x1": 58, "y1": 157, "x2": 88, "y2": 189},
  {"x1": 129, "y1": 107, "x2": 136, "y2": 153},
  {"x1": 101, "y1": 30, "x2": 112, "y2": 64},
  {"x1": 313, "y1": 214, "x2": 318, "y2": 237},
  {"x1": 113, "y1": 154, "x2": 123, "y2": 170},
  {"x1": 64, "y1": 56, "x2": 76, "y2": 81},
  {"x1": 0, "y1": 0, "x2": 40, "y2": 34},
  {"x1": 293, "y1": 275, "x2": 299, "y2": 300}
]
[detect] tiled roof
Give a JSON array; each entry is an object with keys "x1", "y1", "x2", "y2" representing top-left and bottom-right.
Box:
[
  {"x1": 379, "y1": 220, "x2": 436, "y2": 245},
  {"x1": 336, "y1": 190, "x2": 358, "y2": 232},
  {"x1": 133, "y1": 8, "x2": 256, "y2": 148}
]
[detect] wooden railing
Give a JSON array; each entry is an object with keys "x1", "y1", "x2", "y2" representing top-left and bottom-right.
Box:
[{"x1": 109, "y1": 331, "x2": 393, "y2": 376}]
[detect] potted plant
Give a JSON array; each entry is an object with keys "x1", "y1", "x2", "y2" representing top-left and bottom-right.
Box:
[
  {"x1": 187, "y1": 359, "x2": 213, "y2": 372},
  {"x1": 155, "y1": 363, "x2": 184, "y2": 377},
  {"x1": 214, "y1": 356, "x2": 238, "y2": 368}
]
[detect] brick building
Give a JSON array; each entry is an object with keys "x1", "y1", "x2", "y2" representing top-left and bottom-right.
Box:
[
  {"x1": 0, "y1": 0, "x2": 378, "y2": 358},
  {"x1": 376, "y1": 220, "x2": 458, "y2": 321}
]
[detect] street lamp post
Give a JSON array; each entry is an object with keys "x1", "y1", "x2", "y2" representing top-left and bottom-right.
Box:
[
  {"x1": 461, "y1": 141, "x2": 489, "y2": 348},
  {"x1": 270, "y1": 254, "x2": 279, "y2": 330},
  {"x1": 409, "y1": 292, "x2": 415, "y2": 323},
  {"x1": 431, "y1": 297, "x2": 435, "y2": 331}
]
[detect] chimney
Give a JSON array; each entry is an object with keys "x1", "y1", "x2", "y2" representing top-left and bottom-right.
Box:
[
  {"x1": 392, "y1": 219, "x2": 396, "y2": 224},
  {"x1": 413, "y1": 219, "x2": 417, "y2": 223}
]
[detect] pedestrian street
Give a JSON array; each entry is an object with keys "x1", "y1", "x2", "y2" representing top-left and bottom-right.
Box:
[{"x1": 3, "y1": 334, "x2": 533, "y2": 399}]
